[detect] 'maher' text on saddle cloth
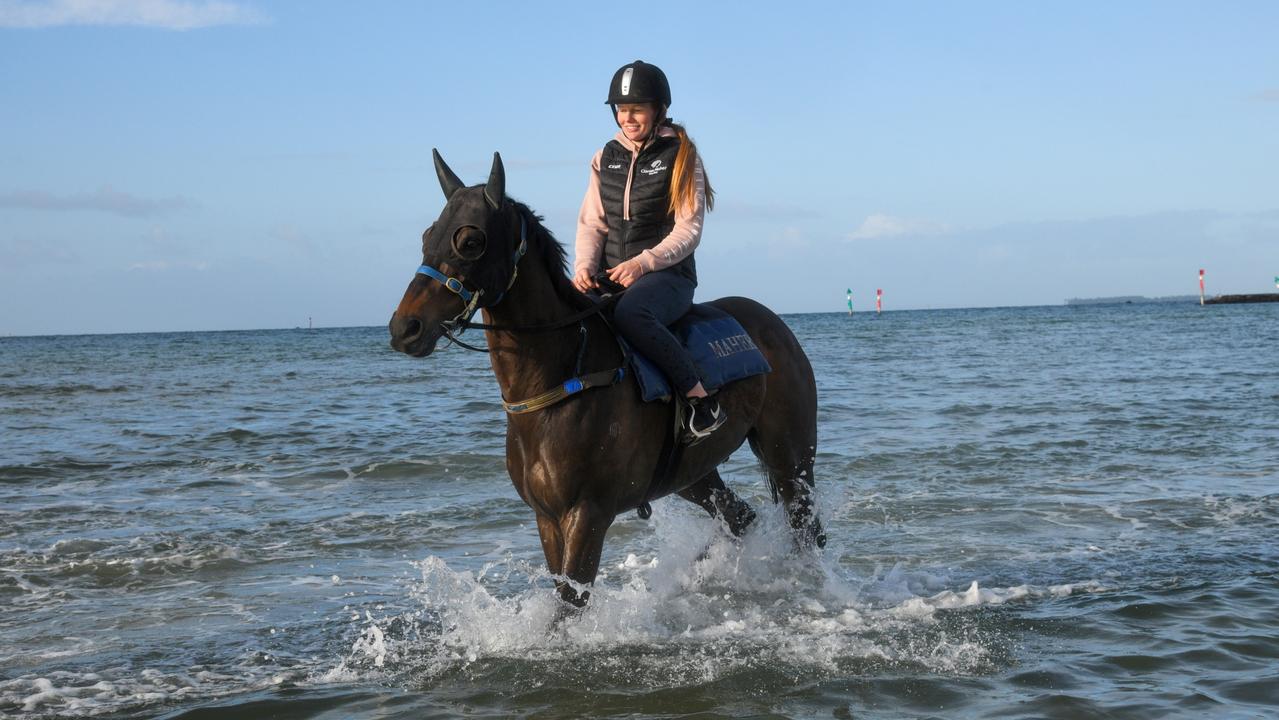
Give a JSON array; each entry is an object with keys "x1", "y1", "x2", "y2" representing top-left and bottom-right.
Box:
[{"x1": 629, "y1": 304, "x2": 772, "y2": 402}]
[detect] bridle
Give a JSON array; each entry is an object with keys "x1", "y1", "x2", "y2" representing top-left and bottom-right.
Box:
[
  {"x1": 414, "y1": 214, "x2": 527, "y2": 349},
  {"x1": 408, "y1": 191, "x2": 630, "y2": 416}
]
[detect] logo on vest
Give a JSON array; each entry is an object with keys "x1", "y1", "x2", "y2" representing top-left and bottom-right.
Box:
[
  {"x1": 640, "y1": 159, "x2": 668, "y2": 176},
  {"x1": 606, "y1": 162, "x2": 625, "y2": 170},
  {"x1": 706, "y1": 334, "x2": 759, "y2": 359}
]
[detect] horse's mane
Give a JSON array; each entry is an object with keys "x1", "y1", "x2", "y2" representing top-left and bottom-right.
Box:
[{"x1": 511, "y1": 200, "x2": 595, "y2": 311}]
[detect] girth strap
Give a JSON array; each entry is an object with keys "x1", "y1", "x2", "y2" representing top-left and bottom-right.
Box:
[
  {"x1": 499, "y1": 308, "x2": 632, "y2": 415},
  {"x1": 502, "y1": 367, "x2": 626, "y2": 414}
]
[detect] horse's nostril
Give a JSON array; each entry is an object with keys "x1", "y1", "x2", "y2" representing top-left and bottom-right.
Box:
[
  {"x1": 390, "y1": 315, "x2": 426, "y2": 349},
  {"x1": 404, "y1": 317, "x2": 423, "y2": 340}
]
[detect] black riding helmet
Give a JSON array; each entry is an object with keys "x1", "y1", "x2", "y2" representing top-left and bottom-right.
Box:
[{"x1": 605, "y1": 60, "x2": 671, "y2": 108}]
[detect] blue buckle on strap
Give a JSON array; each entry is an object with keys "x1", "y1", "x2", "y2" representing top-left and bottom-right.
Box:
[{"x1": 416, "y1": 264, "x2": 473, "y2": 303}]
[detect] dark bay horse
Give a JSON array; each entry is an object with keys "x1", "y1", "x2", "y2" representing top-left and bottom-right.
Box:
[{"x1": 389, "y1": 150, "x2": 823, "y2": 607}]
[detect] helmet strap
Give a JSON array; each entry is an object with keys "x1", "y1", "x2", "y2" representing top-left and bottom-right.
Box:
[{"x1": 647, "y1": 105, "x2": 669, "y2": 143}]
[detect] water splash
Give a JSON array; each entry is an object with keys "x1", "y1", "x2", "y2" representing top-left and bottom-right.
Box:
[{"x1": 325, "y1": 504, "x2": 1107, "y2": 689}]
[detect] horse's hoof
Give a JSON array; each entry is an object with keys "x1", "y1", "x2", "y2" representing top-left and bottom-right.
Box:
[
  {"x1": 553, "y1": 581, "x2": 590, "y2": 614},
  {"x1": 550, "y1": 593, "x2": 589, "y2": 627},
  {"x1": 804, "y1": 522, "x2": 827, "y2": 549},
  {"x1": 789, "y1": 516, "x2": 825, "y2": 550},
  {"x1": 726, "y1": 503, "x2": 757, "y2": 538}
]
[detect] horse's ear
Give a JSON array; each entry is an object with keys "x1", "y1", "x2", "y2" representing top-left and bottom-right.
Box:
[
  {"x1": 433, "y1": 148, "x2": 465, "y2": 200},
  {"x1": 484, "y1": 152, "x2": 505, "y2": 210}
]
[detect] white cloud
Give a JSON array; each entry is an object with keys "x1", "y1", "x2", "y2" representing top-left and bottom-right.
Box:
[
  {"x1": 847, "y1": 213, "x2": 950, "y2": 241},
  {"x1": 0, "y1": 0, "x2": 266, "y2": 29},
  {"x1": 0, "y1": 186, "x2": 193, "y2": 217}
]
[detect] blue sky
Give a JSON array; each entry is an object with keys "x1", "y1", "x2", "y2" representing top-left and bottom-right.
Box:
[{"x1": 2, "y1": 0, "x2": 1277, "y2": 335}]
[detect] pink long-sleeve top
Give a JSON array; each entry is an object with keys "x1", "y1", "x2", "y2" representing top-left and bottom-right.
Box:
[{"x1": 574, "y1": 126, "x2": 707, "y2": 277}]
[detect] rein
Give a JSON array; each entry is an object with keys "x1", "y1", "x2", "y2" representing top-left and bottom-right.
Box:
[{"x1": 460, "y1": 292, "x2": 622, "y2": 333}]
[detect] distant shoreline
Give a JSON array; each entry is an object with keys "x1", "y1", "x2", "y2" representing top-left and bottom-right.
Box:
[{"x1": 1064, "y1": 295, "x2": 1199, "y2": 306}]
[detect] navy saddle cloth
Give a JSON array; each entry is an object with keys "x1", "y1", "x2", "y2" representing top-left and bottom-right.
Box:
[{"x1": 625, "y1": 303, "x2": 772, "y2": 402}]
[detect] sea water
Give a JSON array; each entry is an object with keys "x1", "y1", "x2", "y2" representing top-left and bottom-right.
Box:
[{"x1": 1, "y1": 302, "x2": 1276, "y2": 718}]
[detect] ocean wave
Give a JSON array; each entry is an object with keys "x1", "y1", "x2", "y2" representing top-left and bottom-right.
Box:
[
  {"x1": 938, "y1": 402, "x2": 994, "y2": 417},
  {"x1": 205, "y1": 428, "x2": 261, "y2": 443},
  {"x1": 0, "y1": 382, "x2": 136, "y2": 398},
  {"x1": 0, "y1": 536, "x2": 251, "y2": 590},
  {"x1": 0, "y1": 460, "x2": 115, "y2": 483}
]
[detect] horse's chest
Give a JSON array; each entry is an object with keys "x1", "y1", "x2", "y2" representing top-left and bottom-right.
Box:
[{"x1": 506, "y1": 423, "x2": 642, "y2": 514}]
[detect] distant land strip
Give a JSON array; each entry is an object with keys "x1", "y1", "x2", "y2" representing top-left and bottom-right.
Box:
[{"x1": 1064, "y1": 295, "x2": 1198, "y2": 306}]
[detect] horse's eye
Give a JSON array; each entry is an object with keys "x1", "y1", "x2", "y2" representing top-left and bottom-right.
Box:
[{"x1": 452, "y1": 226, "x2": 487, "y2": 261}]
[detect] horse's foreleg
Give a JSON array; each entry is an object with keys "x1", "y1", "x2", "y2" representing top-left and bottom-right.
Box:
[
  {"x1": 535, "y1": 513, "x2": 564, "y2": 575},
  {"x1": 677, "y1": 470, "x2": 756, "y2": 537},
  {"x1": 535, "y1": 513, "x2": 582, "y2": 622},
  {"x1": 552, "y1": 501, "x2": 614, "y2": 607}
]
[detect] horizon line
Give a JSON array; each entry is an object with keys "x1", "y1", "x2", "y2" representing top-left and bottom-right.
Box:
[{"x1": 0, "y1": 297, "x2": 1230, "y2": 340}]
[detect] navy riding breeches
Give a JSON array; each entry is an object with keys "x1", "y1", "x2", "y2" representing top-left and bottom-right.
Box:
[{"x1": 612, "y1": 268, "x2": 699, "y2": 395}]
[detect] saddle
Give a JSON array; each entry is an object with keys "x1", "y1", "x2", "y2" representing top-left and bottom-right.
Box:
[
  {"x1": 591, "y1": 277, "x2": 772, "y2": 403},
  {"x1": 623, "y1": 304, "x2": 772, "y2": 402}
]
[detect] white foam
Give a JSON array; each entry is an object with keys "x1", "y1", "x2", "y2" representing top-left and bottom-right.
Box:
[
  {"x1": 321, "y1": 502, "x2": 1112, "y2": 686},
  {"x1": 51, "y1": 541, "x2": 244, "y2": 579},
  {"x1": 1, "y1": 664, "x2": 303, "y2": 718},
  {"x1": 1103, "y1": 504, "x2": 1149, "y2": 531},
  {"x1": 1204, "y1": 494, "x2": 1273, "y2": 525},
  {"x1": 889, "y1": 579, "x2": 1107, "y2": 617}
]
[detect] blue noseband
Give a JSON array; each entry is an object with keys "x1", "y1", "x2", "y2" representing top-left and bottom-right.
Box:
[{"x1": 414, "y1": 264, "x2": 474, "y2": 303}]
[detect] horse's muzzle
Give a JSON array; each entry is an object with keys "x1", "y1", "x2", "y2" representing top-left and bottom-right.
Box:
[{"x1": 388, "y1": 313, "x2": 441, "y2": 357}]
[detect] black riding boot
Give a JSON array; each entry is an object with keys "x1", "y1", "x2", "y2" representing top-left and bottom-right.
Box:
[{"x1": 684, "y1": 395, "x2": 727, "y2": 445}]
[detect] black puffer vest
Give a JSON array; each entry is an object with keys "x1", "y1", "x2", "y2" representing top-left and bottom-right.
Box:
[{"x1": 597, "y1": 135, "x2": 696, "y2": 282}]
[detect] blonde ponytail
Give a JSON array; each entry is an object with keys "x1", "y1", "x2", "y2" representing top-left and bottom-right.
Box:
[{"x1": 665, "y1": 121, "x2": 715, "y2": 216}]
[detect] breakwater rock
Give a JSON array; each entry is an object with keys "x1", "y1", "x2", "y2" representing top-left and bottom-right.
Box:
[{"x1": 1203, "y1": 293, "x2": 1279, "y2": 305}]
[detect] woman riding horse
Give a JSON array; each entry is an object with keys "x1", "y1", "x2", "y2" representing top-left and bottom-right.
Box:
[
  {"x1": 573, "y1": 60, "x2": 726, "y2": 444},
  {"x1": 387, "y1": 67, "x2": 825, "y2": 608}
]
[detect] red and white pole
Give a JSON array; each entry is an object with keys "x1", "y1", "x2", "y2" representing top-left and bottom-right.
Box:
[
  {"x1": 1199, "y1": 269, "x2": 1205, "y2": 305},
  {"x1": 876, "y1": 288, "x2": 883, "y2": 314}
]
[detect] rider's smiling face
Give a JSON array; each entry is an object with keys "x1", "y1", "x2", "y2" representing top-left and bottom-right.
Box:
[{"x1": 616, "y1": 103, "x2": 657, "y2": 143}]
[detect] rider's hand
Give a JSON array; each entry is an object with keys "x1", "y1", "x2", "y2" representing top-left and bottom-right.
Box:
[
  {"x1": 606, "y1": 259, "x2": 644, "y2": 288},
  {"x1": 572, "y1": 267, "x2": 599, "y2": 293}
]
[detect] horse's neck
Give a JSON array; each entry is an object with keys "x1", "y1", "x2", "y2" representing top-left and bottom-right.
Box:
[{"x1": 481, "y1": 262, "x2": 589, "y2": 401}]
